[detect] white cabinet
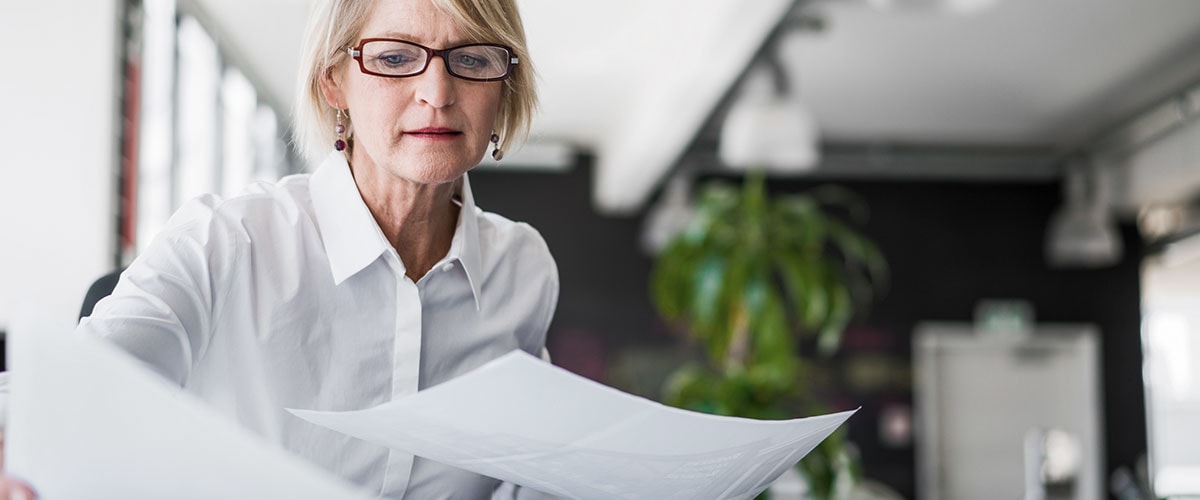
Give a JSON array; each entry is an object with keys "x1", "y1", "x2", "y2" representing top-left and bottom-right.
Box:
[{"x1": 914, "y1": 323, "x2": 1103, "y2": 500}]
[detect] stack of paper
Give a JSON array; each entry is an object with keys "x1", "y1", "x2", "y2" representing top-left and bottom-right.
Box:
[
  {"x1": 4, "y1": 321, "x2": 378, "y2": 500},
  {"x1": 291, "y1": 351, "x2": 855, "y2": 499},
  {"x1": 6, "y1": 320, "x2": 853, "y2": 500}
]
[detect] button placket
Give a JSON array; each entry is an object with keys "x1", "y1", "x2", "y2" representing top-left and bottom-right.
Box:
[{"x1": 380, "y1": 266, "x2": 423, "y2": 497}]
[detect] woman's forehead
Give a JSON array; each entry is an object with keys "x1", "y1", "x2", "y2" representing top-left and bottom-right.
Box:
[{"x1": 359, "y1": 0, "x2": 467, "y2": 45}]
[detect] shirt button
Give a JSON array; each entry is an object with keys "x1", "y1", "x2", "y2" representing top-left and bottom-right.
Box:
[{"x1": 441, "y1": 262, "x2": 454, "y2": 273}]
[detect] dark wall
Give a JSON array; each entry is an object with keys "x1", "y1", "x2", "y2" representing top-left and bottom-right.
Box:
[
  {"x1": 469, "y1": 159, "x2": 672, "y2": 378},
  {"x1": 765, "y1": 177, "x2": 1146, "y2": 497},
  {"x1": 469, "y1": 158, "x2": 1146, "y2": 499}
]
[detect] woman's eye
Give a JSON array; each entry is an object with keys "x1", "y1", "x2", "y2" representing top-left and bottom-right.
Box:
[
  {"x1": 454, "y1": 54, "x2": 489, "y2": 69},
  {"x1": 377, "y1": 53, "x2": 416, "y2": 67}
]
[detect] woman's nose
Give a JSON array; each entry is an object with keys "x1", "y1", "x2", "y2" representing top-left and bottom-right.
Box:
[{"x1": 414, "y1": 57, "x2": 457, "y2": 108}]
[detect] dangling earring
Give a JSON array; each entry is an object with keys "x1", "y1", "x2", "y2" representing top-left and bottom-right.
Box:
[
  {"x1": 490, "y1": 132, "x2": 503, "y2": 161},
  {"x1": 334, "y1": 109, "x2": 348, "y2": 152}
]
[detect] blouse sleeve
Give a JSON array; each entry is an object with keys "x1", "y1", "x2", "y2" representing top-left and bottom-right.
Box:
[
  {"x1": 517, "y1": 222, "x2": 559, "y2": 358},
  {"x1": 77, "y1": 195, "x2": 244, "y2": 386}
]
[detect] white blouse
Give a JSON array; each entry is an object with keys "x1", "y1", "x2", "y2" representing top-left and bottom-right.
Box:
[{"x1": 79, "y1": 151, "x2": 559, "y2": 499}]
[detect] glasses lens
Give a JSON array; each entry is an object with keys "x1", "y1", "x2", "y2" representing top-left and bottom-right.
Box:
[
  {"x1": 446, "y1": 45, "x2": 511, "y2": 80},
  {"x1": 360, "y1": 40, "x2": 427, "y2": 76}
]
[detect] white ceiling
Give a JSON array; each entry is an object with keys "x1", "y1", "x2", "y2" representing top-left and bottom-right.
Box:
[
  {"x1": 193, "y1": 0, "x2": 1200, "y2": 213},
  {"x1": 788, "y1": 0, "x2": 1200, "y2": 146}
]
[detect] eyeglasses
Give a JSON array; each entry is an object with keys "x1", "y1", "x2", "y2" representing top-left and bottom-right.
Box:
[{"x1": 347, "y1": 38, "x2": 518, "y2": 82}]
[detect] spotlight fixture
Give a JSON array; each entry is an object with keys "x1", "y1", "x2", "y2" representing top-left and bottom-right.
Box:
[
  {"x1": 640, "y1": 171, "x2": 696, "y2": 255},
  {"x1": 1045, "y1": 162, "x2": 1123, "y2": 268},
  {"x1": 719, "y1": 61, "x2": 820, "y2": 173}
]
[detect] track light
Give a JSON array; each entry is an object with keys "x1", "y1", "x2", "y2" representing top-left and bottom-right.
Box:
[
  {"x1": 719, "y1": 60, "x2": 820, "y2": 173},
  {"x1": 1046, "y1": 162, "x2": 1123, "y2": 268}
]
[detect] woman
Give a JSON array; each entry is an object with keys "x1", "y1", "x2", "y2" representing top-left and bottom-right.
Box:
[{"x1": 0, "y1": 0, "x2": 557, "y2": 497}]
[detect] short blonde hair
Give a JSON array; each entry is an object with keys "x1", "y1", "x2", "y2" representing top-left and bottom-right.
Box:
[{"x1": 293, "y1": 0, "x2": 538, "y2": 164}]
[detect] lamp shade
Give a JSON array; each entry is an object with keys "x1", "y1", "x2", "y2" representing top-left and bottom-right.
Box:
[
  {"x1": 641, "y1": 173, "x2": 695, "y2": 255},
  {"x1": 1045, "y1": 205, "x2": 1123, "y2": 268},
  {"x1": 719, "y1": 91, "x2": 820, "y2": 172},
  {"x1": 1045, "y1": 164, "x2": 1122, "y2": 267}
]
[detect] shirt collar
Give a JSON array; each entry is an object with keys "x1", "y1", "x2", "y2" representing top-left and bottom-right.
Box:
[
  {"x1": 310, "y1": 152, "x2": 390, "y2": 285},
  {"x1": 309, "y1": 151, "x2": 484, "y2": 310},
  {"x1": 447, "y1": 174, "x2": 484, "y2": 311}
]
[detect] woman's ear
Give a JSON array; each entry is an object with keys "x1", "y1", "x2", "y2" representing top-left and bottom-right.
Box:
[{"x1": 318, "y1": 66, "x2": 346, "y2": 109}]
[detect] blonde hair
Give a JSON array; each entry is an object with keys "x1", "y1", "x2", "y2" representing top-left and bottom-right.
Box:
[{"x1": 293, "y1": 0, "x2": 538, "y2": 164}]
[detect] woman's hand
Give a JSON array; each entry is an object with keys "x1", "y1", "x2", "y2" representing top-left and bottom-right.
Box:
[
  {"x1": 0, "y1": 434, "x2": 36, "y2": 500},
  {"x1": 0, "y1": 477, "x2": 33, "y2": 500}
]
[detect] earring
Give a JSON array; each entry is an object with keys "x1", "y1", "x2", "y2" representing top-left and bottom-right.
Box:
[
  {"x1": 490, "y1": 132, "x2": 503, "y2": 161},
  {"x1": 334, "y1": 109, "x2": 348, "y2": 152}
]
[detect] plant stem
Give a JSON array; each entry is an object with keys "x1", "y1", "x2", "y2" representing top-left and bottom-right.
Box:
[{"x1": 725, "y1": 305, "x2": 750, "y2": 372}]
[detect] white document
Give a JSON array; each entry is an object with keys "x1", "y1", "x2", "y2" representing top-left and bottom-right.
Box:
[
  {"x1": 290, "y1": 351, "x2": 856, "y2": 500},
  {"x1": 4, "y1": 318, "x2": 376, "y2": 500}
]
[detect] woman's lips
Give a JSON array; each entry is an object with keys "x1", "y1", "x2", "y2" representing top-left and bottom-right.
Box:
[{"x1": 406, "y1": 127, "x2": 463, "y2": 140}]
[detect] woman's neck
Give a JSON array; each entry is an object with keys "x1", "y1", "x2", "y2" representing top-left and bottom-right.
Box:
[{"x1": 348, "y1": 155, "x2": 461, "y2": 282}]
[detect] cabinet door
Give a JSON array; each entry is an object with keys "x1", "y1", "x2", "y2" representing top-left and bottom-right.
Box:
[{"x1": 914, "y1": 323, "x2": 1103, "y2": 500}]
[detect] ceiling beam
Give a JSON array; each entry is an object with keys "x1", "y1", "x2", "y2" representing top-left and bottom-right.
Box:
[{"x1": 592, "y1": 0, "x2": 806, "y2": 215}]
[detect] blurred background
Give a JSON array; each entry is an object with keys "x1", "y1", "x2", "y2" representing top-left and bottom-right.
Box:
[{"x1": 2, "y1": 0, "x2": 1199, "y2": 498}]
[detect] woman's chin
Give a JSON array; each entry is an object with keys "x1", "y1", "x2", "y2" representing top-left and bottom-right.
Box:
[
  {"x1": 358, "y1": 147, "x2": 477, "y2": 184},
  {"x1": 394, "y1": 158, "x2": 474, "y2": 185}
]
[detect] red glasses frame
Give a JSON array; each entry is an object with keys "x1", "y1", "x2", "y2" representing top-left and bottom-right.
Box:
[{"x1": 347, "y1": 38, "x2": 519, "y2": 82}]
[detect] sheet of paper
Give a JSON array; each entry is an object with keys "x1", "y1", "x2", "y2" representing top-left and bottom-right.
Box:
[
  {"x1": 290, "y1": 351, "x2": 856, "y2": 500},
  {"x1": 4, "y1": 314, "x2": 376, "y2": 500}
]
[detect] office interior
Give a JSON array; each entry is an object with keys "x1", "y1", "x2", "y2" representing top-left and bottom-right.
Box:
[{"x1": 2, "y1": 0, "x2": 1199, "y2": 498}]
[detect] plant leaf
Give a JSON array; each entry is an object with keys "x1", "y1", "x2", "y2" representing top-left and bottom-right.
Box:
[{"x1": 816, "y1": 275, "x2": 853, "y2": 357}]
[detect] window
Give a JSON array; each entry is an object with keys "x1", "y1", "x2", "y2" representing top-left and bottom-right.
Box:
[{"x1": 129, "y1": 0, "x2": 296, "y2": 260}]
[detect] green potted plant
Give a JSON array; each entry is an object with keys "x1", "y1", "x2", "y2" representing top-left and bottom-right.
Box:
[{"x1": 649, "y1": 171, "x2": 887, "y2": 499}]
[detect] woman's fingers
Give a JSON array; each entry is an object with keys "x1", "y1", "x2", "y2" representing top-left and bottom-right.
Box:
[{"x1": 0, "y1": 476, "x2": 35, "y2": 500}]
